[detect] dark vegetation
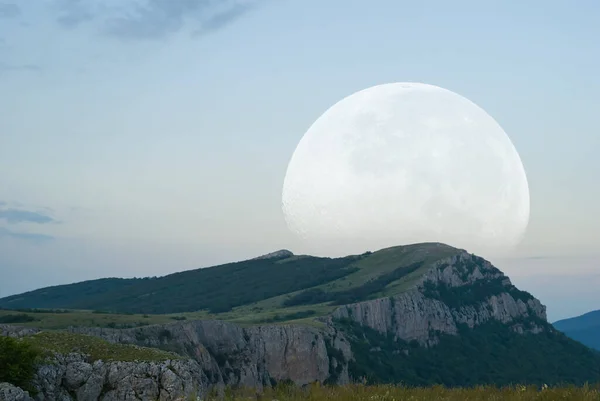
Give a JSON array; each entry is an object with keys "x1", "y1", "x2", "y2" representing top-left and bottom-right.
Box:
[
  {"x1": 283, "y1": 261, "x2": 424, "y2": 307},
  {"x1": 259, "y1": 310, "x2": 317, "y2": 323},
  {"x1": 336, "y1": 318, "x2": 600, "y2": 387},
  {"x1": 0, "y1": 335, "x2": 41, "y2": 393},
  {"x1": 0, "y1": 313, "x2": 38, "y2": 324},
  {"x1": 0, "y1": 254, "x2": 362, "y2": 314},
  {"x1": 554, "y1": 326, "x2": 600, "y2": 351},
  {"x1": 422, "y1": 278, "x2": 534, "y2": 309},
  {"x1": 105, "y1": 321, "x2": 150, "y2": 329},
  {"x1": 3, "y1": 308, "x2": 71, "y2": 314}
]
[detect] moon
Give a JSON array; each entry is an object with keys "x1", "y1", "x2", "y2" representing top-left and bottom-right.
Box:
[{"x1": 281, "y1": 82, "x2": 530, "y2": 257}]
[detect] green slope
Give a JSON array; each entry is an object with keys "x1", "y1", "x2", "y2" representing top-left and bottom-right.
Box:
[
  {"x1": 553, "y1": 310, "x2": 600, "y2": 350},
  {"x1": 0, "y1": 242, "x2": 460, "y2": 317}
]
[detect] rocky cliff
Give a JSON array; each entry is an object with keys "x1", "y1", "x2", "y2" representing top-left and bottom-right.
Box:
[
  {"x1": 67, "y1": 320, "x2": 351, "y2": 390},
  {"x1": 331, "y1": 251, "x2": 546, "y2": 345}
]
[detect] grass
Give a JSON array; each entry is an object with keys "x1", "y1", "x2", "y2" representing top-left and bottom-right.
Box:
[
  {"x1": 208, "y1": 383, "x2": 600, "y2": 401},
  {"x1": 0, "y1": 308, "x2": 215, "y2": 330},
  {"x1": 22, "y1": 331, "x2": 182, "y2": 362},
  {"x1": 343, "y1": 243, "x2": 459, "y2": 288},
  {"x1": 235, "y1": 243, "x2": 460, "y2": 312},
  {"x1": 0, "y1": 305, "x2": 332, "y2": 329}
]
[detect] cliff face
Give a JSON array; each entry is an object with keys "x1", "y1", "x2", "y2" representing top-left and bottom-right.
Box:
[
  {"x1": 331, "y1": 251, "x2": 547, "y2": 345},
  {"x1": 68, "y1": 320, "x2": 351, "y2": 390}
]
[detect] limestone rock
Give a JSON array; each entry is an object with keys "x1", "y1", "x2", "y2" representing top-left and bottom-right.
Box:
[
  {"x1": 31, "y1": 353, "x2": 208, "y2": 401},
  {"x1": 252, "y1": 250, "x2": 294, "y2": 260},
  {"x1": 0, "y1": 325, "x2": 39, "y2": 338},
  {"x1": 0, "y1": 383, "x2": 33, "y2": 401},
  {"x1": 68, "y1": 320, "x2": 341, "y2": 389},
  {"x1": 331, "y1": 251, "x2": 547, "y2": 345}
]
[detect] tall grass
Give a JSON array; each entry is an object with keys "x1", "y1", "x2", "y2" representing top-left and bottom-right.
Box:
[{"x1": 204, "y1": 383, "x2": 600, "y2": 401}]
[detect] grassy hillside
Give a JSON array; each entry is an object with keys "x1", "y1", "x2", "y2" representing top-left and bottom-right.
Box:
[
  {"x1": 0, "y1": 253, "x2": 361, "y2": 314},
  {"x1": 554, "y1": 310, "x2": 600, "y2": 350},
  {"x1": 23, "y1": 331, "x2": 182, "y2": 362},
  {"x1": 0, "y1": 303, "x2": 336, "y2": 330},
  {"x1": 0, "y1": 243, "x2": 461, "y2": 318}
]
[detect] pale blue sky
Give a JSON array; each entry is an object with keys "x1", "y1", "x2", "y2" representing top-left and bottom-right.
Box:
[{"x1": 0, "y1": 0, "x2": 598, "y2": 321}]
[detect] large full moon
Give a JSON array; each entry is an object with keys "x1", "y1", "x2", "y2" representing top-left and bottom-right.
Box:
[{"x1": 281, "y1": 82, "x2": 529, "y2": 257}]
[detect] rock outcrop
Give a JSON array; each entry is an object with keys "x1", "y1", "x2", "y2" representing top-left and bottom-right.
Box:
[
  {"x1": 331, "y1": 251, "x2": 546, "y2": 345},
  {"x1": 0, "y1": 383, "x2": 34, "y2": 401},
  {"x1": 252, "y1": 250, "x2": 294, "y2": 260},
  {"x1": 68, "y1": 320, "x2": 350, "y2": 390},
  {"x1": 32, "y1": 353, "x2": 208, "y2": 401},
  {"x1": 0, "y1": 325, "x2": 39, "y2": 338}
]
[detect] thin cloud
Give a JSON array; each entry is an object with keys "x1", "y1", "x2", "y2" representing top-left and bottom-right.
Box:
[
  {"x1": 53, "y1": 0, "x2": 259, "y2": 40},
  {"x1": 0, "y1": 208, "x2": 55, "y2": 224},
  {"x1": 0, "y1": 62, "x2": 41, "y2": 74},
  {"x1": 55, "y1": 0, "x2": 94, "y2": 29},
  {"x1": 193, "y1": 2, "x2": 254, "y2": 37},
  {"x1": 0, "y1": 227, "x2": 54, "y2": 242},
  {"x1": 0, "y1": 3, "x2": 20, "y2": 19}
]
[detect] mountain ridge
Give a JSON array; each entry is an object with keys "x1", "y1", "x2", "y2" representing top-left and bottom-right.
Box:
[
  {"x1": 0, "y1": 242, "x2": 462, "y2": 319},
  {"x1": 2, "y1": 242, "x2": 600, "y2": 398},
  {"x1": 553, "y1": 309, "x2": 600, "y2": 350}
]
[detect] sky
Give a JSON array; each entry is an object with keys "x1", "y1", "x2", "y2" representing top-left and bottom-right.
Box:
[{"x1": 0, "y1": 0, "x2": 598, "y2": 322}]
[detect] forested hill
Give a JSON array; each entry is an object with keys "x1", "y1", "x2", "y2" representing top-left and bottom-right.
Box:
[
  {"x1": 0, "y1": 242, "x2": 460, "y2": 315},
  {"x1": 0, "y1": 252, "x2": 360, "y2": 314},
  {"x1": 554, "y1": 309, "x2": 600, "y2": 351}
]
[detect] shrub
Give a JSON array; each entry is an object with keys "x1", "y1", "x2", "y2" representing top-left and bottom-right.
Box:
[
  {"x1": 0, "y1": 314, "x2": 37, "y2": 323},
  {"x1": 0, "y1": 336, "x2": 41, "y2": 391}
]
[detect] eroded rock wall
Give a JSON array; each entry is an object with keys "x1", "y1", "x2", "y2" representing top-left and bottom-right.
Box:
[
  {"x1": 68, "y1": 320, "x2": 349, "y2": 390},
  {"x1": 331, "y1": 251, "x2": 547, "y2": 345}
]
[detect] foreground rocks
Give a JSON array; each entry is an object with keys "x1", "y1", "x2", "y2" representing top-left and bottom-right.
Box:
[
  {"x1": 0, "y1": 383, "x2": 33, "y2": 401},
  {"x1": 32, "y1": 353, "x2": 208, "y2": 401},
  {"x1": 0, "y1": 325, "x2": 39, "y2": 338}
]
